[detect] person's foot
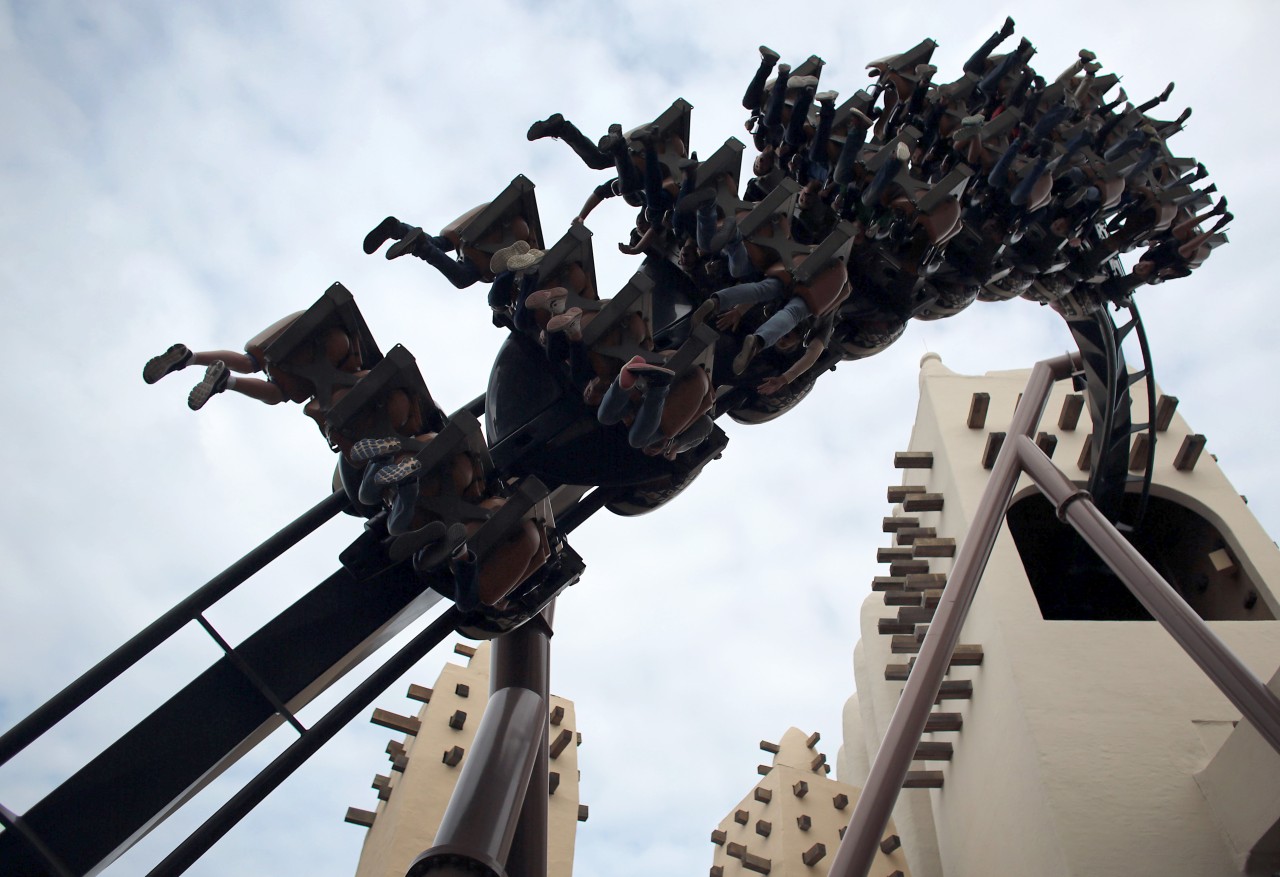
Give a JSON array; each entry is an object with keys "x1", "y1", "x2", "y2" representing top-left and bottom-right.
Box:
[
  {"x1": 524, "y1": 286, "x2": 568, "y2": 314},
  {"x1": 363, "y1": 216, "x2": 408, "y2": 255},
  {"x1": 788, "y1": 74, "x2": 819, "y2": 90},
  {"x1": 386, "y1": 226, "x2": 425, "y2": 260},
  {"x1": 506, "y1": 249, "x2": 545, "y2": 274},
  {"x1": 617, "y1": 354, "x2": 673, "y2": 391},
  {"x1": 691, "y1": 296, "x2": 719, "y2": 327},
  {"x1": 597, "y1": 123, "x2": 625, "y2": 153},
  {"x1": 681, "y1": 152, "x2": 699, "y2": 182},
  {"x1": 759, "y1": 45, "x2": 780, "y2": 63},
  {"x1": 490, "y1": 240, "x2": 531, "y2": 274},
  {"x1": 630, "y1": 123, "x2": 660, "y2": 145},
  {"x1": 674, "y1": 186, "x2": 717, "y2": 215},
  {"x1": 373, "y1": 457, "x2": 422, "y2": 488},
  {"x1": 187, "y1": 361, "x2": 228, "y2": 410},
  {"x1": 411, "y1": 522, "x2": 468, "y2": 574},
  {"x1": 546, "y1": 307, "x2": 584, "y2": 341},
  {"x1": 526, "y1": 112, "x2": 565, "y2": 141},
  {"x1": 143, "y1": 343, "x2": 192, "y2": 384},
  {"x1": 629, "y1": 362, "x2": 675, "y2": 388},
  {"x1": 350, "y1": 436, "x2": 403, "y2": 465},
  {"x1": 733, "y1": 334, "x2": 762, "y2": 375},
  {"x1": 815, "y1": 89, "x2": 839, "y2": 104},
  {"x1": 1000, "y1": 16, "x2": 1016, "y2": 38}
]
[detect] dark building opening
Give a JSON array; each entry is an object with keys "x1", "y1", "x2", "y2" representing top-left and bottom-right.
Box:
[{"x1": 1006, "y1": 491, "x2": 1274, "y2": 621}]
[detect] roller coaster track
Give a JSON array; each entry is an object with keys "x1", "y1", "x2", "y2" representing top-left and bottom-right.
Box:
[
  {"x1": 0, "y1": 26, "x2": 1220, "y2": 875},
  {"x1": 1066, "y1": 300, "x2": 1157, "y2": 532},
  {"x1": 0, "y1": 305, "x2": 1154, "y2": 876}
]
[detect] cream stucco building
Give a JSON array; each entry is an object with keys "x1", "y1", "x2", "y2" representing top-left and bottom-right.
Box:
[
  {"x1": 709, "y1": 727, "x2": 912, "y2": 877},
  {"x1": 840, "y1": 354, "x2": 1280, "y2": 877},
  {"x1": 346, "y1": 642, "x2": 584, "y2": 877}
]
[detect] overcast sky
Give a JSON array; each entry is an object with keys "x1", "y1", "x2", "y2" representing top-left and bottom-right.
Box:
[{"x1": 2, "y1": 2, "x2": 1278, "y2": 875}]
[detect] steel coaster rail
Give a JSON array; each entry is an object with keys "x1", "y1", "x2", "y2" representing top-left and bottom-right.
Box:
[
  {"x1": 1118, "y1": 301, "x2": 1158, "y2": 531},
  {"x1": 0, "y1": 490, "x2": 349, "y2": 769},
  {"x1": 0, "y1": 804, "x2": 75, "y2": 877},
  {"x1": 144, "y1": 604, "x2": 461, "y2": 877},
  {"x1": 827, "y1": 353, "x2": 1280, "y2": 877}
]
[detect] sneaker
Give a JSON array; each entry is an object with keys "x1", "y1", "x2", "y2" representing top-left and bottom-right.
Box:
[
  {"x1": 362, "y1": 216, "x2": 407, "y2": 255},
  {"x1": 187, "y1": 361, "x2": 228, "y2": 410},
  {"x1": 691, "y1": 296, "x2": 719, "y2": 326},
  {"x1": 815, "y1": 90, "x2": 839, "y2": 104},
  {"x1": 526, "y1": 112, "x2": 565, "y2": 141},
  {"x1": 628, "y1": 361, "x2": 675, "y2": 388},
  {"x1": 788, "y1": 75, "x2": 819, "y2": 90},
  {"x1": 505, "y1": 249, "x2": 545, "y2": 273},
  {"x1": 350, "y1": 436, "x2": 403, "y2": 465},
  {"x1": 759, "y1": 45, "x2": 780, "y2": 63},
  {"x1": 143, "y1": 343, "x2": 192, "y2": 384},
  {"x1": 546, "y1": 307, "x2": 584, "y2": 340},
  {"x1": 524, "y1": 286, "x2": 568, "y2": 313},
  {"x1": 490, "y1": 240, "x2": 531, "y2": 274},
  {"x1": 674, "y1": 186, "x2": 717, "y2": 215},
  {"x1": 630, "y1": 123, "x2": 660, "y2": 145},
  {"x1": 373, "y1": 457, "x2": 422, "y2": 488},
  {"x1": 616, "y1": 354, "x2": 649, "y2": 391},
  {"x1": 412, "y1": 522, "x2": 468, "y2": 577},
  {"x1": 386, "y1": 226, "x2": 424, "y2": 260},
  {"x1": 848, "y1": 108, "x2": 873, "y2": 128},
  {"x1": 733, "y1": 334, "x2": 762, "y2": 376},
  {"x1": 597, "y1": 124, "x2": 625, "y2": 153}
]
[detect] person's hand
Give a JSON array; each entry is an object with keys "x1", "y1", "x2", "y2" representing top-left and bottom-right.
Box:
[
  {"x1": 757, "y1": 375, "x2": 789, "y2": 396},
  {"x1": 715, "y1": 304, "x2": 749, "y2": 331},
  {"x1": 572, "y1": 215, "x2": 585, "y2": 225}
]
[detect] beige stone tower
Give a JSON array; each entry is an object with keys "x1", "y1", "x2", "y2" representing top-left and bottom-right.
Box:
[
  {"x1": 841, "y1": 354, "x2": 1280, "y2": 877},
  {"x1": 346, "y1": 642, "x2": 586, "y2": 877},
  {"x1": 709, "y1": 727, "x2": 911, "y2": 877}
]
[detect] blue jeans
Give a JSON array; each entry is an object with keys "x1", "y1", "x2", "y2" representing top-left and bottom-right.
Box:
[
  {"x1": 756, "y1": 296, "x2": 811, "y2": 348},
  {"x1": 696, "y1": 204, "x2": 753, "y2": 278},
  {"x1": 716, "y1": 277, "x2": 809, "y2": 348},
  {"x1": 598, "y1": 375, "x2": 672, "y2": 449},
  {"x1": 715, "y1": 276, "x2": 785, "y2": 310},
  {"x1": 419, "y1": 234, "x2": 483, "y2": 289}
]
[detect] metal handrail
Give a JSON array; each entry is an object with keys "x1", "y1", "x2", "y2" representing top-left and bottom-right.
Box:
[{"x1": 0, "y1": 490, "x2": 348, "y2": 768}]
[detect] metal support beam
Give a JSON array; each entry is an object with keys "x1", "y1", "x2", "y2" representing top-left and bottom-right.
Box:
[
  {"x1": 827, "y1": 354, "x2": 1077, "y2": 877},
  {"x1": 497, "y1": 605, "x2": 554, "y2": 877},
  {"x1": 144, "y1": 607, "x2": 460, "y2": 877},
  {"x1": 406, "y1": 613, "x2": 552, "y2": 877},
  {"x1": 829, "y1": 352, "x2": 1280, "y2": 877},
  {"x1": 0, "y1": 490, "x2": 347, "y2": 768}
]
